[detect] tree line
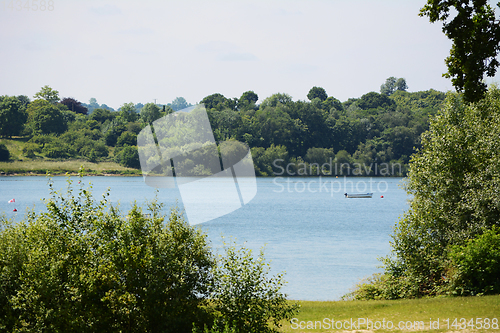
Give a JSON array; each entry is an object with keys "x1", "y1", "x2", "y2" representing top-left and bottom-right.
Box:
[{"x1": 0, "y1": 80, "x2": 445, "y2": 176}]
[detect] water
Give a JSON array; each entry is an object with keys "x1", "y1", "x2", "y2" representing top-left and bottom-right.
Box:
[{"x1": 0, "y1": 175, "x2": 409, "y2": 300}]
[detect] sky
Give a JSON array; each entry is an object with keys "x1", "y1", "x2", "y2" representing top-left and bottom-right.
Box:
[{"x1": 0, "y1": 0, "x2": 479, "y2": 110}]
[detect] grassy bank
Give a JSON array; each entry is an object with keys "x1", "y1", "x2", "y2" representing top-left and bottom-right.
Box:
[
  {"x1": 282, "y1": 295, "x2": 500, "y2": 332},
  {"x1": 0, "y1": 138, "x2": 141, "y2": 175},
  {"x1": 0, "y1": 160, "x2": 141, "y2": 176}
]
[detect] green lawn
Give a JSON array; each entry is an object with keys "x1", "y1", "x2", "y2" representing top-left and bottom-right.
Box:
[{"x1": 281, "y1": 295, "x2": 500, "y2": 332}]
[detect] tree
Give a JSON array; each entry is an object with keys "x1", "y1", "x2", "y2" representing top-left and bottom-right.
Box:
[
  {"x1": 170, "y1": 97, "x2": 191, "y2": 111},
  {"x1": 90, "y1": 108, "x2": 115, "y2": 123},
  {"x1": 33, "y1": 85, "x2": 60, "y2": 104},
  {"x1": 420, "y1": 0, "x2": 500, "y2": 103},
  {"x1": 395, "y1": 78, "x2": 408, "y2": 92},
  {"x1": 60, "y1": 97, "x2": 88, "y2": 115},
  {"x1": 201, "y1": 93, "x2": 227, "y2": 110},
  {"x1": 119, "y1": 102, "x2": 139, "y2": 122},
  {"x1": 0, "y1": 95, "x2": 27, "y2": 137},
  {"x1": 140, "y1": 103, "x2": 162, "y2": 124},
  {"x1": 116, "y1": 131, "x2": 137, "y2": 147},
  {"x1": 307, "y1": 86, "x2": 328, "y2": 101},
  {"x1": 27, "y1": 100, "x2": 67, "y2": 135},
  {"x1": 357, "y1": 91, "x2": 395, "y2": 110},
  {"x1": 238, "y1": 91, "x2": 258, "y2": 109},
  {"x1": 381, "y1": 88, "x2": 500, "y2": 298},
  {"x1": 380, "y1": 77, "x2": 397, "y2": 96}
]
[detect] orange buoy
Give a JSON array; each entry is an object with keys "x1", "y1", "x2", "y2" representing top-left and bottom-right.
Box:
[
  {"x1": 13, "y1": 208, "x2": 17, "y2": 212},
  {"x1": 380, "y1": 195, "x2": 384, "y2": 198}
]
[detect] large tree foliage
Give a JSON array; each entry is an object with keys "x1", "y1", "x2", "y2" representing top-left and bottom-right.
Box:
[
  {"x1": 33, "y1": 85, "x2": 60, "y2": 104},
  {"x1": 26, "y1": 99, "x2": 68, "y2": 135},
  {"x1": 420, "y1": 0, "x2": 500, "y2": 103},
  {"x1": 307, "y1": 86, "x2": 328, "y2": 101},
  {"x1": 348, "y1": 87, "x2": 500, "y2": 300},
  {"x1": 0, "y1": 95, "x2": 27, "y2": 137},
  {"x1": 140, "y1": 103, "x2": 162, "y2": 124}
]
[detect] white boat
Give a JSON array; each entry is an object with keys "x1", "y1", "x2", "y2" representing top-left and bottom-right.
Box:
[{"x1": 344, "y1": 192, "x2": 373, "y2": 198}]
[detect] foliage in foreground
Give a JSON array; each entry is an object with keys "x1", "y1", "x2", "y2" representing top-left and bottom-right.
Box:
[
  {"x1": 346, "y1": 87, "x2": 500, "y2": 300},
  {"x1": 0, "y1": 173, "x2": 298, "y2": 333}
]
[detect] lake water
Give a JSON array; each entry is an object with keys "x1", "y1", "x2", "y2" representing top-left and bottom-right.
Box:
[{"x1": 0, "y1": 175, "x2": 409, "y2": 301}]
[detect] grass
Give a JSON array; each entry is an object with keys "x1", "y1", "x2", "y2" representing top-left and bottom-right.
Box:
[
  {"x1": 0, "y1": 160, "x2": 141, "y2": 175},
  {"x1": 281, "y1": 295, "x2": 500, "y2": 332},
  {"x1": 0, "y1": 137, "x2": 141, "y2": 176}
]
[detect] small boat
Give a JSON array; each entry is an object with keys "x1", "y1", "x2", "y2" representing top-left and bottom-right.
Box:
[{"x1": 344, "y1": 192, "x2": 373, "y2": 198}]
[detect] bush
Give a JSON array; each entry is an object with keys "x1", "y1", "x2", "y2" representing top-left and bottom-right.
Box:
[
  {"x1": 0, "y1": 174, "x2": 214, "y2": 332},
  {"x1": 207, "y1": 243, "x2": 299, "y2": 333},
  {"x1": 444, "y1": 227, "x2": 500, "y2": 296},
  {"x1": 0, "y1": 143, "x2": 9, "y2": 161},
  {"x1": 115, "y1": 145, "x2": 140, "y2": 169},
  {"x1": 22, "y1": 143, "x2": 42, "y2": 158}
]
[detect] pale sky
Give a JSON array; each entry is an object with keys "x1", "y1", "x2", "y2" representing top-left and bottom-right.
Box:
[{"x1": 0, "y1": 0, "x2": 470, "y2": 109}]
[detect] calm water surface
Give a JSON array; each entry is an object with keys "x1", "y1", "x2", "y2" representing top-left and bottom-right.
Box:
[{"x1": 0, "y1": 175, "x2": 409, "y2": 300}]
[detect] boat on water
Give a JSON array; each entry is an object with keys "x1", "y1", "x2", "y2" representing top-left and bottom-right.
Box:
[{"x1": 344, "y1": 192, "x2": 373, "y2": 198}]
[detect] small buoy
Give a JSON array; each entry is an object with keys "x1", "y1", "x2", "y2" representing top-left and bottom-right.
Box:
[
  {"x1": 13, "y1": 208, "x2": 17, "y2": 212},
  {"x1": 380, "y1": 195, "x2": 384, "y2": 198}
]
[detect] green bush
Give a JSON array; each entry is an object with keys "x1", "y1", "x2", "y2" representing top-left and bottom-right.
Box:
[
  {"x1": 207, "y1": 244, "x2": 299, "y2": 333},
  {"x1": 115, "y1": 145, "x2": 140, "y2": 169},
  {"x1": 0, "y1": 143, "x2": 9, "y2": 161},
  {"x1": 0, "y1": 175, "x2": 214, "y2": 332},
  {"x1": 22, "y1": 143, "x2": 42, "y2": 158},
  {"x1": 445, "y1": 227, "x2": 500, "y2": 296}
]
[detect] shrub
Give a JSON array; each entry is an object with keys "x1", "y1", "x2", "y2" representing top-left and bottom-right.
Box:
[
  {"x1": 115, "y1": 145, "x2": 140, "y2": 169},
  {"x1": 22, "y1": 143, "x2": 42, "y2": 158},
  {"x1": 208, "y1": 243, "x2": 299, "y2": 333},
  {"x1": 444, "y1": 227, "x2": 500, "y2": 296},
  {"x1": 0, "y1": 174, "x2": 214, "y2": 332}
]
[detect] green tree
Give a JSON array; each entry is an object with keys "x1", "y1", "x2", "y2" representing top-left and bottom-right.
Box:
[
  {"x1": 27, "y1": 100, "x2": 68, "y2": 135},
  {"x1": 140, "y1": 103, "x2": 162, "y2": 124},
  {"x1": 380, "y1": 77, "x2": 397, "y2": 96},
  {"x1": 0, "y1": 95, "x2": 27, "y2": 137},
  {"x1": 170, "y1": 97, "x2": 191, "y2": 111},
  {"x1": 238, "y1": 91, "x2": 258, "y2": 109},
  {"x1": 307, "y1": 86, "x2": 328, "y2": 101},
  {"x1": 381, "y1": 87, "x2": 500, "y2": 298},
  {"x1": 395, "y1": 78, "x2": 408, "y2": 92},
  {"x1": 116, "y1": 131, "x2": 138, "y2": 147},
  {"x1": 201, "y1": 93, "x2": 227, "y2": 110},
  {"x1": 33, "y1": 85, "x2": 60, "y2": 104},
  {"x1": 420, "y1": 0, "x2": 500, "y2": 103},
  {"x1": 119, "y1": 102, "x2": 139, "y2": 122}
]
